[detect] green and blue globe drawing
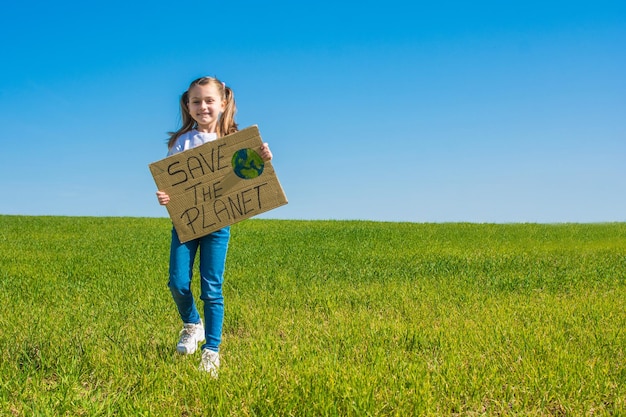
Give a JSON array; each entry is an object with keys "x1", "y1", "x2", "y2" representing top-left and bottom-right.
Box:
[{"x1": 231, "y1": 148, "x2": 265, "y2": 179}]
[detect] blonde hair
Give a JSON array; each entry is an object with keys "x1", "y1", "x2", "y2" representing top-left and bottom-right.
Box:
[{"x1": 167, "y1": 76, "x2": 238, "y2": 149}]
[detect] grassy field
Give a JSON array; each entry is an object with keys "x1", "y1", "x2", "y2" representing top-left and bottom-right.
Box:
[{"x1": 0, "y1": 216, "x2": 625, "y2": 416}]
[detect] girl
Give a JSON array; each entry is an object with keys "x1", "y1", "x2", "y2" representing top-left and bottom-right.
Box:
[{"x1": 156, "y1": 76, "x2": 272, "y2": 377}]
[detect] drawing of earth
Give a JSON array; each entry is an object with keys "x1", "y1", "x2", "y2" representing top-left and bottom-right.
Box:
[{"x1": 231, "y1": 148, "x2": 265, "y2": 179}]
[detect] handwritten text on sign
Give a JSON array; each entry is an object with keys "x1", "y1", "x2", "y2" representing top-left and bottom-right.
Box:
[{"x1": 149, "y1": 125, "x2": 288, "y2": 243}]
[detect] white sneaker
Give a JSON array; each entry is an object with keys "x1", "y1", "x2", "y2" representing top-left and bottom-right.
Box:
[
  {"x1": 199, "y1": 348, "x2": 220, "y2": 378},
  {"x1": 176, "y1": 321, "x2": 205, "y2": 355}
]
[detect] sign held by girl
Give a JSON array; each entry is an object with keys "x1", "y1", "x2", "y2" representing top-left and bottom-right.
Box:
[{"x1": 150, "y1": 125, "x2": 288, "y2": 243}]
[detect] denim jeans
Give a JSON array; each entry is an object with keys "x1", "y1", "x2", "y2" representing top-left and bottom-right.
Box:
[{"x1": 168, "y1": 226, "x2": 230, "y2": 352}]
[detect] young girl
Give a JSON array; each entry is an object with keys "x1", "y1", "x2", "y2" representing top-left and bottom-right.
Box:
[{"x1": 156, "y1": 76, "x2": 272, "y2": 377}]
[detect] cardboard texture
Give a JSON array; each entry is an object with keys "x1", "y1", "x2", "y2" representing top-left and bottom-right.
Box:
[{"x1": 149, "y1": 125, "x2": 288, "y2": 243}]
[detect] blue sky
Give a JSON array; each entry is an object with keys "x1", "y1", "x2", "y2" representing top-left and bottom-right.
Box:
[{"x1": 1, "y1": 0, "x2": 624, "y2": 223}]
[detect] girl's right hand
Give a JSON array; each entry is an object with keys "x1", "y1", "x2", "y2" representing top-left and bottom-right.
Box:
[{"x1": 156, "y1": 191, "x2": 170, "y2": 205}]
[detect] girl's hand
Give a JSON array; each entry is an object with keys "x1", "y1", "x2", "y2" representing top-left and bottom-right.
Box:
[
  {"x1": 156, "y1": 191, "x2": 170, "y2": 206},
  {"x1": 260, "y1": 143, "x2": 273, "y2": 161}
]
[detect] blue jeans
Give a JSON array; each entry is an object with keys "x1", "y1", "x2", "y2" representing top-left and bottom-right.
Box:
[{"x1": 168, "y1": 226, "x2": 230, "y2": 352}]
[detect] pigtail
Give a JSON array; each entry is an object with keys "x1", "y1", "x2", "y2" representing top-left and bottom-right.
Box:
[
  {"x1": 167, "y1": 91, "x2": 196, "y2": 149},
  {"x1": 217, "y1": 85, "x2": 238, "y2": 138}
]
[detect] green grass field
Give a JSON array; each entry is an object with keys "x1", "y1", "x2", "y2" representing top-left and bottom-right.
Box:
[{"x1": 1, "y1": 216, "x2": 625, "y2": 416}]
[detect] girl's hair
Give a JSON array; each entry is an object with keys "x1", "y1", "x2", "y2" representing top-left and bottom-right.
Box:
[{"x1": 167, "y1": 76, "x2": 238, "y2": 149}]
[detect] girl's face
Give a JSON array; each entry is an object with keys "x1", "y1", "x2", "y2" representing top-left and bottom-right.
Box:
[{"x1": 187, "y1": 83, "x2": 226, "y2": 132}]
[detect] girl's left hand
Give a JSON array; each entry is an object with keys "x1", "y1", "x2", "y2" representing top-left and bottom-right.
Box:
[{"x1": 260, "y1": 143, "x2": 273, "y2": 161}]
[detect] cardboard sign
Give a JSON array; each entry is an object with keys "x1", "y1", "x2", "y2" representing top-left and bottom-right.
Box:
[{"x1": 149, "y1": 125, "x2": 288, "y2": 243}]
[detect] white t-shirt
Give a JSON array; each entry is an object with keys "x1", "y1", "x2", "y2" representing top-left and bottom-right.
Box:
[{"x1": 167, "y1": 130, "x2": 218, "y2": 156}]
